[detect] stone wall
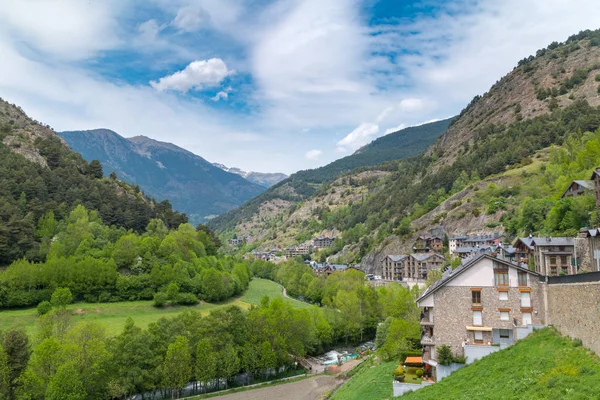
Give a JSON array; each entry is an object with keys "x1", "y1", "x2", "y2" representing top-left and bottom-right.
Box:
[{"x1": 547, "y1": 281, "x2": 600, "y2": 355}]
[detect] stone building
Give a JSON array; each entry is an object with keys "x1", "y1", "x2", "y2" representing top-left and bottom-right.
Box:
[
  {"x1": 313, "y1": 237, "x2": 335, "y2": 248},
  {"x1": 417, "y1": 254, "x2": 543, "y2": 375},
  {"x1": 560, "y1": 180, "x2": 594, "y2": 199},
  {"x1": 382, "y1": 253, "x2": 445, "y2": 281},
  {"x1": 530, "y1": 237, "x2": 575, "y2": 276}
]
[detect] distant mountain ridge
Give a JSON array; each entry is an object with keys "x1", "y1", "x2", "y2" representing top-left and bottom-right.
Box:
[
  {"x1": 212, "y1": 162, "x2": 288, "y2": 188},
  {"x1": 208, "y1": 118, "x2": 453, "y2": 233},
  {"x1": 59, "y1": 129, "x2": 266, "y2": 224}
]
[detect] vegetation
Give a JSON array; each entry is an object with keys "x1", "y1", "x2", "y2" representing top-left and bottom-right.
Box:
[
  {"x1": 330, "y1": 358, "x2": 397, "y2": 400},
  {"x1": 209, "y1": 118, "x2": 453, "y2": 233},
  {"x1": 0, "y1": 278, "x2": 303, "y2": 336},
  {"x1": 401, "y1": 328, "x2": 600, "y2": 399},
  {"x1": 0, "y1": 100, "x2": 187, "y2": 266},
  {"x1": 0, "y1": 205, "x2": 248, "y2": 308}
]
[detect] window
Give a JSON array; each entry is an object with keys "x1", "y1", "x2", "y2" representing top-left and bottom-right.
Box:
[
  {"x1": 522, "y1": 312, "x2": 532, "y2": 326},
  {"x1": 520, "y1": 292, "x2": 531, "y2": 307},
  {"x1": 473, "y1": 311, "x2": 483, "y2": 326},
  {"x1": 560, "y1": 255, "x2": 568, "y2": 265},
  {"x1": 518, "y1": 271, "x2": 528, "y2": 286},
  {"x1": 498, "y1": 291, "x2": 508, "y2": 301},
  {"x1": 500, "y1": 311, "x2": 510, "y2": 321},
  {"x1": 474, "y1": 331, "x2": 483, "y2": 343},
  {"x1": 472, "y1": 290, "x2": 481, "y2": 305},
  {"x1": 499, "y1": 329, "x2": 510, "y2": 339},
  {"x1": 493, "y1": 262, "x2": 509, "y2": 286},
  {"x1": 550, "y1": 256, "x2": 557, "y2": 265},
  {"x1": 551, "y1": 266, "x2": 557, "y2": 275}
]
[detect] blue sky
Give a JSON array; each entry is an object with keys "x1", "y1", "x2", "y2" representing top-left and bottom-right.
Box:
[{"x1": 1, "y1": 0, "x2": 600, "y2": 174}]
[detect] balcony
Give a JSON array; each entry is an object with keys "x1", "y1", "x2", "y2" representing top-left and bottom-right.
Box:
[
  {"x1": 421, "y1": 335, "x2": 435, "y2": 345},
  {"x1": 420, "y1": 317, "x2": 434, "y2": 326}
]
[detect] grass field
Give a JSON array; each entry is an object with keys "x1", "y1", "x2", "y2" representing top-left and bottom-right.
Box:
[
  {"x1": 330, "y1": 358, "x2": 397, "y2": 400},
  {"x1": 0, "y1": 278, "x2": 310, "y2": 336},
  {"x1": 402, "y1": 328, "x2": 600, "y2": 399}
]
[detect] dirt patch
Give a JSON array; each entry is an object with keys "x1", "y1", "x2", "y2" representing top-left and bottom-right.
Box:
[{"x1": 72, "y1": 308, "x2": 85, "y2": 315}]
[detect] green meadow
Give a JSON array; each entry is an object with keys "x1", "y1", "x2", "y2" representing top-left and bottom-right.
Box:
[{"x1": 0, "y1": 278, "x2": 309, "y2": 336}]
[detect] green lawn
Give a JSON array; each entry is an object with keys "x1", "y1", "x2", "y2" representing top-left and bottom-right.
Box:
[
  {"x1": 402, "y1": 328, "x2": 600, "y2": 399},
  {"x1": 0, "y1": 278, "x2": 309, "y2": 336},
  {"x1": 331, "y1": 359, "x2": 397, "y2": 400}
]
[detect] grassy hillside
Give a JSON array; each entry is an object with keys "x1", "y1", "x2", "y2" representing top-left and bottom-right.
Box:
[
  {"x1": 401, "y1": 328, "x2": 600, "y2": 399},
  {"x1": 0, "y1": 278, "x2": 308, "y2": 336},
  {"x1": 331, "y1": 359, "x2": 397, "y2": 400}
]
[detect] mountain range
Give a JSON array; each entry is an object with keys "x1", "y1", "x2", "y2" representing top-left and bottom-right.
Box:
[
  {"x1": 212, "y1": 163, "x2": 287, "y2": 188},
  {"x1": 208, "y1": 29, "x2": 600, "y2": 274},
  {"x1": 59, "y1": 129, "x2": 266, "y2": 224}
]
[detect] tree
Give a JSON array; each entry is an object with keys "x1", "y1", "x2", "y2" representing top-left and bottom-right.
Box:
[
  {"x1": 425, "y1": 269, "x2": 443, "y2": 288},
  {"x1": 2, "y1": 328, "x2": 29, "y2": 398},
  {"x1": 18, "y1": 337, "x2": 62, "y2": 399},
  {"x1": 216, "y1": 346, "x2": 239, "y2": 389},
  {"x1": 195, "y1": 339, "x2": 216, "y2": 393},
  {"x1": 436, "y1": 344, "x2": 454, "y2": 366},
  {"x1": 163, "y1": 336, "x2": 192, "y2": 399},
  {"x1": 37, "y1": 300, "x2": 53, "y2": 316},
  {"x1": 87, "y1": 160, "x2": 103, "y2": 179},
  {"x1": 0, "y1": 345, "x2": 10, "y2": 400},
  {"x1": 50, "y1": 287, "x2": 73, "y2": 308},
  {"x1": 45, "y1": 362, "x2": 87, "y2": 400}
]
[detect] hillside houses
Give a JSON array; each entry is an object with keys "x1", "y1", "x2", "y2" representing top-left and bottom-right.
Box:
[
  {"x1": 513, "y1": 236, "x2": 576, "y2": 275},
  {"x1": 313, "y1": 236, "x2": 335, "y2": 248},
  {"x1": 560, "y1": 180, "x2": 594, "y2": 199},
  {"x1": 449, "y1": 234, "x2": 503, "y2": 259},
  {"x1": 413, "y1": 236, "x2": 444, "y2": 253},
  {"x1": 382, "y1": 253, "x2": 445, "y2": 281}
]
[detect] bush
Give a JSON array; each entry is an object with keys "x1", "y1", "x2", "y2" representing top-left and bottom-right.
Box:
[
  {"x1": 51, "y1": 287, "x2": 73, "y2": 308},
  {"x1": 595, "y1": 74, "x2": 600, "y2": 82},
  {"x1": 37, "y1": 300, "x2": 52, "y2": 316},
  {"x1": 153, "y1": 292, "x2": 168, "y2": 307},
  {"x1": 415, "y1": 369, "x2": 424, "y2": 378},
  {"x1": 573, "y1": 338, "x2": 583, "y2": 347},
  {"x1": 437, "y1": 345, "x2": 454, "y2": 366},
  {"x1": 177, "y1": 293, "x2": 199, "y2": 305}
]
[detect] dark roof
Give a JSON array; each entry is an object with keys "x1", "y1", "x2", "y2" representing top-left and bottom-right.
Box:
[
  {"x1": 515, "y1": 237, "x2": 535, "y2": 250},
  {"x1": 387, "y1": 255, "x2": 407, "y2": 262},
  {"x1": 417, "y1": 255, "x2": 539, "y2": 303},
  {"x1": 590, "y1": 169, "x2": 600, "y2": 180},
  {"x1": 530, "y1": 237, "x2": 574, "y2": 247}
]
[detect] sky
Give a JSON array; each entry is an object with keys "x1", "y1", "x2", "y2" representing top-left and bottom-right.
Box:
[{"x1": 1, "y1": 1, "x2": 600, "y2": 174}]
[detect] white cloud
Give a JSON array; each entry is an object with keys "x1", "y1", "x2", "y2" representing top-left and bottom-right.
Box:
[
  {"x1": 384, "y1": 123, "x2": 407, "y2": 135},
  {"x1": 138, "y1": 19, "x2": 163, "y2": 42},
  {"x1": 337, "y1": 123, "x2": 379, "y2": 151},
  {"x1": 173, "y1": 4, "x2": 211, "y2": 32},
  {"x1": 211, "y1": 91, "x2": 228, "y2": 101},
  {"x1": 305, "y1": 149, "x2": 323, "y2": 160},
  {"x1": 0, "y1": 0, "x2": 121, "y2": 60},
  {"x1": 150, "y1": 58, "x2": 233, "y2": 92},
  {"x1": 398, "y1": 98, "x2": 425, "y2": 113}
]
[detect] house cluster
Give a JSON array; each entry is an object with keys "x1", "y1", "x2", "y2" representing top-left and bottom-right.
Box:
[
  {"x1": 448, "y1": 233, "x2": 504, "y2": 259},
  {"x1": 249, "y1": 248, "x2": 280, "y2": 261},
  {"x1": 417, "y1": 254, "x2": 545, "y2": 381},
  {"x1": 307, "y1": 261, "x2": 363, "y2": 276},
  {"x1": 228, "y1": 235, "x2": 255, "y2": 246},
  {"x1": 284, "y1": 236, "x2": 336, "y2": 258},
  {"x1": 382, "y1": 235, "x2": 445, "y2": 282}
]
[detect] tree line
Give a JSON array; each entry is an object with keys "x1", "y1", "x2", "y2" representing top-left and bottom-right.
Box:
[
  {"x1": 0, "y1": 205, "x2": 248, "y2": 308},
  {"x1": 0, "y1": 260, "x2": 422, "y2": 399}
]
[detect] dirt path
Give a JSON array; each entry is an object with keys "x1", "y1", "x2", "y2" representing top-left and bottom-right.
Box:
[{"x1": 206, "y1": 375, "x2": 340, "y2": 400}]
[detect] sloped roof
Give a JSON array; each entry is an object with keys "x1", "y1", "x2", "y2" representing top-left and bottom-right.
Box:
[
  {"x1": 530, "y1": 237, "x2": 574, "y2": 247},
  {"x1": 417, "y1": 255, "x2": 539, "y2": 303},
  {"x1": 515, "y1": 237, "x2": 535, "y2": 250},
  {"x1": 560, "y1": 180, "x2": 594, "y2": 198},
  {"x1": 387, "y1": 255, "x2": 407, "y2": 262}
]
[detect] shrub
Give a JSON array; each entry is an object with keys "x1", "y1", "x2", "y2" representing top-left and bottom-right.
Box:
[
  {"x1": 153, "y1": 292, "x2": 168, "y2": 308},
  {"x1": 573, "y1": 338, "x2": 583, "y2": 347},
  {"x1": 437, "y1": 345, "x2": 454, "y2": 366},
  {"x1": 177, "y1": 293, "x2": 199, "y2": 305},
  {"x1": 415, "y1": 369, "x2": 424, "y2": 378},
  {"x1": 37, "y1": 300, "x2": 52, "y2": 316},
  {"x1": 50, "y1": 287, "x2": 73, "y2": 308},
  {"x1": 595, "y1": 74, "x2": 600, "y2": 82},
  {"x1": 393, "y1": 366, "x2": 405, "y2": 382}
]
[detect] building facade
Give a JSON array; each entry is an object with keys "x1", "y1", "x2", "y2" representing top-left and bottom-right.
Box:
[
  {"x1": 417, "y1": 255, "x2": 544, "y2": 369},
  {"x1": 382, "y1": 253, "x2": 445, "y2": 281},
  {"x1": 313, "y1": 237, "x2": 335, "y2": 248}
]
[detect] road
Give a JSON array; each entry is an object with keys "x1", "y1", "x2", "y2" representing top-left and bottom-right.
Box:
[{"x1": 205, "y1": 376, "x2": 340, "y2": 400}]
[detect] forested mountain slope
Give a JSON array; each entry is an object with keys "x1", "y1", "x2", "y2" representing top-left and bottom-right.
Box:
[
  {"x1": 209, "y1": 118, "x2": 453, "y2": 234},
  {"x1": 0, "y1": 98, "x2": 186, "y2": 265},
  {"x1": 216, "y1": 29, "x2": 600, "y2": 270},
  {"x1": 59, "y1": 130, "x2": 266, "y2": 224}
]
